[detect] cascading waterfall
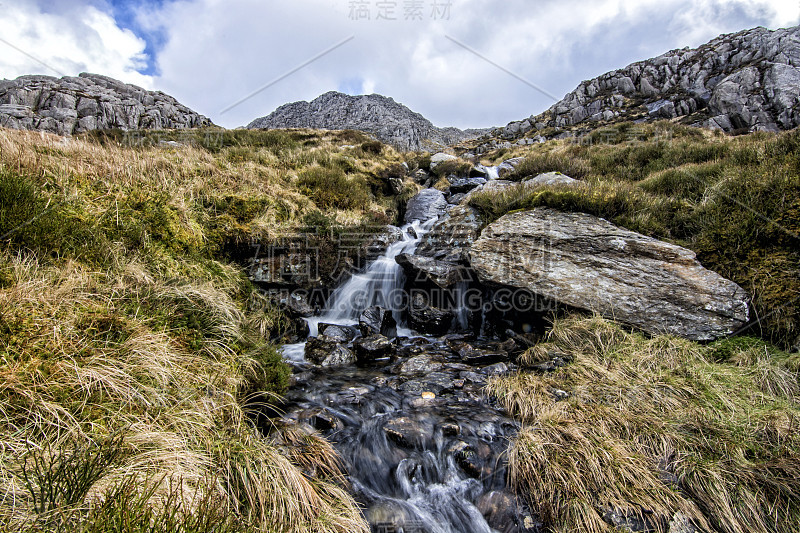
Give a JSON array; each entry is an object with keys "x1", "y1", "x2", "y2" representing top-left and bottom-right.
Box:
[{"x1": 280, "y1": 178, "x2": 535, "y2": 532}]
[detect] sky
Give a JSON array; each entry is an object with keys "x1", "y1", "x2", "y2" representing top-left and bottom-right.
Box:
[{"x1": 1, "y1": 0, "x2": 798, "y2": 129}]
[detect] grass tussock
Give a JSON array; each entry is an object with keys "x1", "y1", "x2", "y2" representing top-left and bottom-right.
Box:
[
  {"x1": 472, "y1": 122, "x2": 800, "y2": 349},
  {"x1": 0, "y1": 126, "x2": 395, "y2": 531},
  {"x1": 488, "y1": 314, "x2": 800, "y2": 533}
]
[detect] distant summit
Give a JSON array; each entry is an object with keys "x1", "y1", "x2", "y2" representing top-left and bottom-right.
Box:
[
  {"x1": 0, "y1": 73, "x2": 212, "y2": 136},
  {"x1": 485, "y1": 25, "x2": 800, "y2": 150},
  {"x1": 247, "y1": 91, "x2": 490, "y2": 151}
]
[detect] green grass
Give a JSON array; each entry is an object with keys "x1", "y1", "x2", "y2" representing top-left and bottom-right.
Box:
[
  {"x1": 471, "y1": 122, "x2": 800, "y2": 349},
  {"x1": 0, "y1": 126, "x2": 393, "y2": 532}
]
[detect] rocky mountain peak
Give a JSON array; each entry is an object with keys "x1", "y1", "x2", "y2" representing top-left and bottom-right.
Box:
[
  {"x1": 247, "y1": 91, "x2": 490, "y2": 151},
  {"x1": 0, "y1": 72, "x2": 213, "y2": 136},
  {"x1": 481, "y1": 25, "x2": 800, "y2": 151}
]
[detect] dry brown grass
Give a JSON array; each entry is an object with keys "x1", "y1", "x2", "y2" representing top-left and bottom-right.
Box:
[{"x1": 488, "y1": 315, "x2": 800, "y2": 533}]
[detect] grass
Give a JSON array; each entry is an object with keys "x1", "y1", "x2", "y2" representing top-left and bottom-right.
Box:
[
  {"x1": 0, "y1": 126, "x2": 411, "y2": 532},
  {"x1": 488, "y1": 314, "x2": 800, "y2": 533},
  {"x1": 470, "y1": 122, "x2": 800, "y2": 349}
]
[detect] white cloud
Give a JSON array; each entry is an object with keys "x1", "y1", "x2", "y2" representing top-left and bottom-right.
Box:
[
  {"x1": 0, "y1": 0, "x2": 153, "y2": 87},
  {"x1": 0, "y1": 0, "x2": 796, "y2": 129}
]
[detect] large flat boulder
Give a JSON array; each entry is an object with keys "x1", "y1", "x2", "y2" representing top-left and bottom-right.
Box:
[
  {"x1": 469, "y1": 208, "x2": 749, "y2": 341},
  {"x1": 404, "y1": 189, "x2": 448, "y2": 223}
]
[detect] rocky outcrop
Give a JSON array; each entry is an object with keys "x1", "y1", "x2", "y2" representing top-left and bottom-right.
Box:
[
  {"x1": 489, "y1": 25, "x2": 800, "y2": 147},
  {"x1": 404, "y1": 189, "x2": 448, "y2": 223},
  {"x1": 247, "y1": 91, "x2": 490, "y2": 151},
  {"x1": 415, "y1": 204, "x2": 484, "y2": 263},
  {"x1": 469, "y1": 208, "x2": 749, "y2": 341},
  {"x1": 0, "y1": 73, "x2": 212, "y2": 136}
]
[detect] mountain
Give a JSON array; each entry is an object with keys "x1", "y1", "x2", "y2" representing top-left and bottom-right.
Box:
[
  {"x1": 247, "y1": 91, "x2": 490, "y2": 151},
  {"x1": 486, "y1": 25, "x2": 800, "y2": 148},
  {"x1": 0, "y1": 73, "x2": 212, "y2": 136}
]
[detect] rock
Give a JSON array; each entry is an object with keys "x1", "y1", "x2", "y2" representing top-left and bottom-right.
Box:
[
  {"x1": 404, "y1": 189, "x2": 449, "y2": 223},
  {"x1": 459, "y1": 346, "x2": 509, "y2": 366},
  {"x1": 496, "y1": 157, "x2": 525, "y2": 178},
  {"x1": 363, "y1": 226, "x2": 405, "y2": 257},
  {"x1": 353, "y1": 334, "x2": 394, "y2": 363},
  {"x1": 304, "y1": 337, "x2": 356, "y2": 367},
  {"x1": 283, "y1": 292, "x2": 315, "y2": 317},
  {"x1": 482, "y1": 25, "x2": 800, "y2": 142},
  {"x1": 481, "y1": 362, "x2": 510, "y2": 376},
  {"x1": 300, "y1": 408, "x2": 343, "y2": 432},
  {"x1": 447, "y1": 441, "x2": 483, "y2": 478},
  {"x1": 415, "y1": 204, "x2": 484, "y2": 263},
  {"x1": 246, "y1": 91, "x2": 490, "y2": 151},
  {"x1": 412, "y1": 168, "x2": 430, "y2": 184},
  {"x1": 358, "y1": 306, "x2": 397, "y2": 337},
  {"x1": 429, "y1": 152, "x2": 458, "y2": 170},
  {"x1": 0, "y1": 73, "x2": 212, "y2": 135},
  {"x1": 396, "y1": 253, "x2": 466, "y2": 288},
  {"x1": 448, "y1": 177, "x2": 487, "y2": 194},
  {"x1": 447, "y1": 192, "x2": 467, "y2": 205},
  {"x1": 383, "y1": 417, "x2": 431, "y2": 448},
  {"x1": 523, "y1": 172, "x2": 579, "y2": 187},
  {"x1": 408, "y1": 293, "x2": 454, "y2": 335},
  {"x1": 317, "y1": 323, "x2": 359, "y2": 343},
  {"x1": 469, "y1": 208, "x2": 749, "y2": 341},
  {"x1": 398, "y1": 354, "x2": 444, "y2": 374},
  {"x1": 470, "y1": 165, "x2": 490, "y2": 179}
]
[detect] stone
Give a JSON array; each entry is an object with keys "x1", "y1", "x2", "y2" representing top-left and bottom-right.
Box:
[
  {"x1": 404, "y1": 189, "x2": 449, "y2": 223},
  {"x1": 353, "y1": 334, "x2": 394, "y2": 363},
  {"x1": 383, "y1": 417, "x2": 431, "y2": 448},
  {"x1": 412, "y1": 168, "x2": 430, "y2": 184},
  {"x1": 469, "y1": 208, "x2": 749, "y2": 341},
  {"x1": 522, "y1": 172, "x2": 580, "y2": 187},
  {"x1": 317, "y1": 323, "x2": 359, "y2": 343},
  {"x1": 496, "y1": 157, "x2": 525, "y2": 178},
  {"x1": 448, "y1": 177, "x2": 486, "y2": 194},
  {"x1": 395, "y1": 253, "x2": 466, "y2": 288},
  {"x1": 408, "y1": 293, "x2": 454, "y2": 335},
  {"x1": 304, "y1": 337, "x2": 356, "y2": 367},
  {"x1": 398, "y1": 354, "x2": 444, "y2": 374},
  {"x1": 480, "y1": 25, "x2": 800, "y2": 142},
  {"x1": 283, "y1": 292, "x2": 315, "y2": 317},
  {"x1": 246, "y1": 92, "x2": 490, "y2": 152},
  {"x1": 0, "y1": 73, "x2": 212, "y2": 136},
  {"x1": 415, "y1": 205, "x2": 484, "y2": 263},
  {"x1": 358, "y1": 306, "x2": 397, "y2": 337},
  {"x1": 429, "y1": 152, "x2": 458, "y2": 169}
]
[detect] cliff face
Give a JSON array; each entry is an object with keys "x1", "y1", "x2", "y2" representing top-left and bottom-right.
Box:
[
  {"x1": 247, "y1": 91, "x2": 489, "y2": 151},
  {"x1": 490, "y1": 25, "x2": 800, "y2": 146},
  {"x1": 0, "y1": 73, "x2": 212, "y2": 136}
]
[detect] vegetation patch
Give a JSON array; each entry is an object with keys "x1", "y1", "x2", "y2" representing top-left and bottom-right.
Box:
[{"x1": 488, "y1": 314, "x2": 800, "y2": 533}]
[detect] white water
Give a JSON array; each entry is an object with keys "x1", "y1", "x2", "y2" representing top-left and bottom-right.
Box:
[
  {"x1": 282, "y1": 218, "x2": 437, "y2": 361},
  {"x1": 484, "y1": 165, "x2": 499, "y2": 180}
]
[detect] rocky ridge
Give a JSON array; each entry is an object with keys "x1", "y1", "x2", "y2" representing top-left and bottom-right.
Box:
[
  {"x1": 247, "y1": 91, "x2": 490, "y2": 151},
  {"x1": 481, "y1": 25, "x2": 800, "y2": 151},
  {"x1": 0, "y1": 73, "x2": 212, "y2": 136}
]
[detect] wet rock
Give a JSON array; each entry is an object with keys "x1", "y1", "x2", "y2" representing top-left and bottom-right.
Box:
[
  {"x1": 461, "y1": 371, "x2": 488, "y2": 384},
  {"x1": 404, "y1": 189, "x2": 448, "y2": 223},
  {"x1": 304, "y1": 337, "x2": 356, "y2": 367},
  {"x1": 300, "y1": 408, "x2": 343, "y2": 432},
  {"x1": 359, "y1": 306, "x2": 397, "y2": 337},
  {"x1": 447, "y1": 441, "x2": 483, "y2": 478},
  {"x1": 482, "y1": 362, "x2": 510, "y2": 376},
  {"x1": 398, "y1": 354, "x2": 444, "y2": 374},
  {"x1": 317, "y1": 323, "x2": 359, "y2": 343},
  {"x1": 408, "y1": 292, "x2": 454, "y2": 335},
  {"x1": 363, "y1": 226, "x2": 405, "y2": 257},
  {"x1": 396, "y1": 253, "x2": 466, "y2": 288},
  {"x1": 441, "y1": 421, "x2": 461, "y2": 436},
  {"x1": 459, "y1": 346, "x2": 509, "y2": 365},
  {"x1": 383, "y1": 416, "x2": 430, "y2": 448},
  {"x1": 447, "y1": 192, "x2": 467, "y2": 204},
  {"x1": 470, "y1": 207, "x2": 749, "y2": 341},
  {"x1": 415, "y1": 204, "x2": 483, "y2": 263},
  {"x1": 399, "y1": 371, "x2": 454, "y2": 395},
  {"x1": 448, "y1": 177, "x2": 487, "y2": 194},
  {"x1": 353, "y1": 334, "x2": 394, "y2": 363},
  {"x1": 282, "y1": 291, "x2": 315, "y2": 317},
  {"x1": 477, "y1": 491, "x2": 542, "y2": 533}
]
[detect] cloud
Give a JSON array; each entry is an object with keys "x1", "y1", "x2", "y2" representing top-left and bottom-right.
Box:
[
  {"x1": 0, "y1": 0, "x2": 153, "y2": 87},
  {"x1": 0, "y1": 0, "x2": 796, "y2": 129}
]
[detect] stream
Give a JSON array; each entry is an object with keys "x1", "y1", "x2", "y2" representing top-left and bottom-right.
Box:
[{"x1": 279, "y1": 215, "x2": 540, "y2": 532}]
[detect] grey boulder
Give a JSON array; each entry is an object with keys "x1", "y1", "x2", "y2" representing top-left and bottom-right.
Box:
[{"x1": 469, "y1": 208, "x2": 749, "y2": 341}]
